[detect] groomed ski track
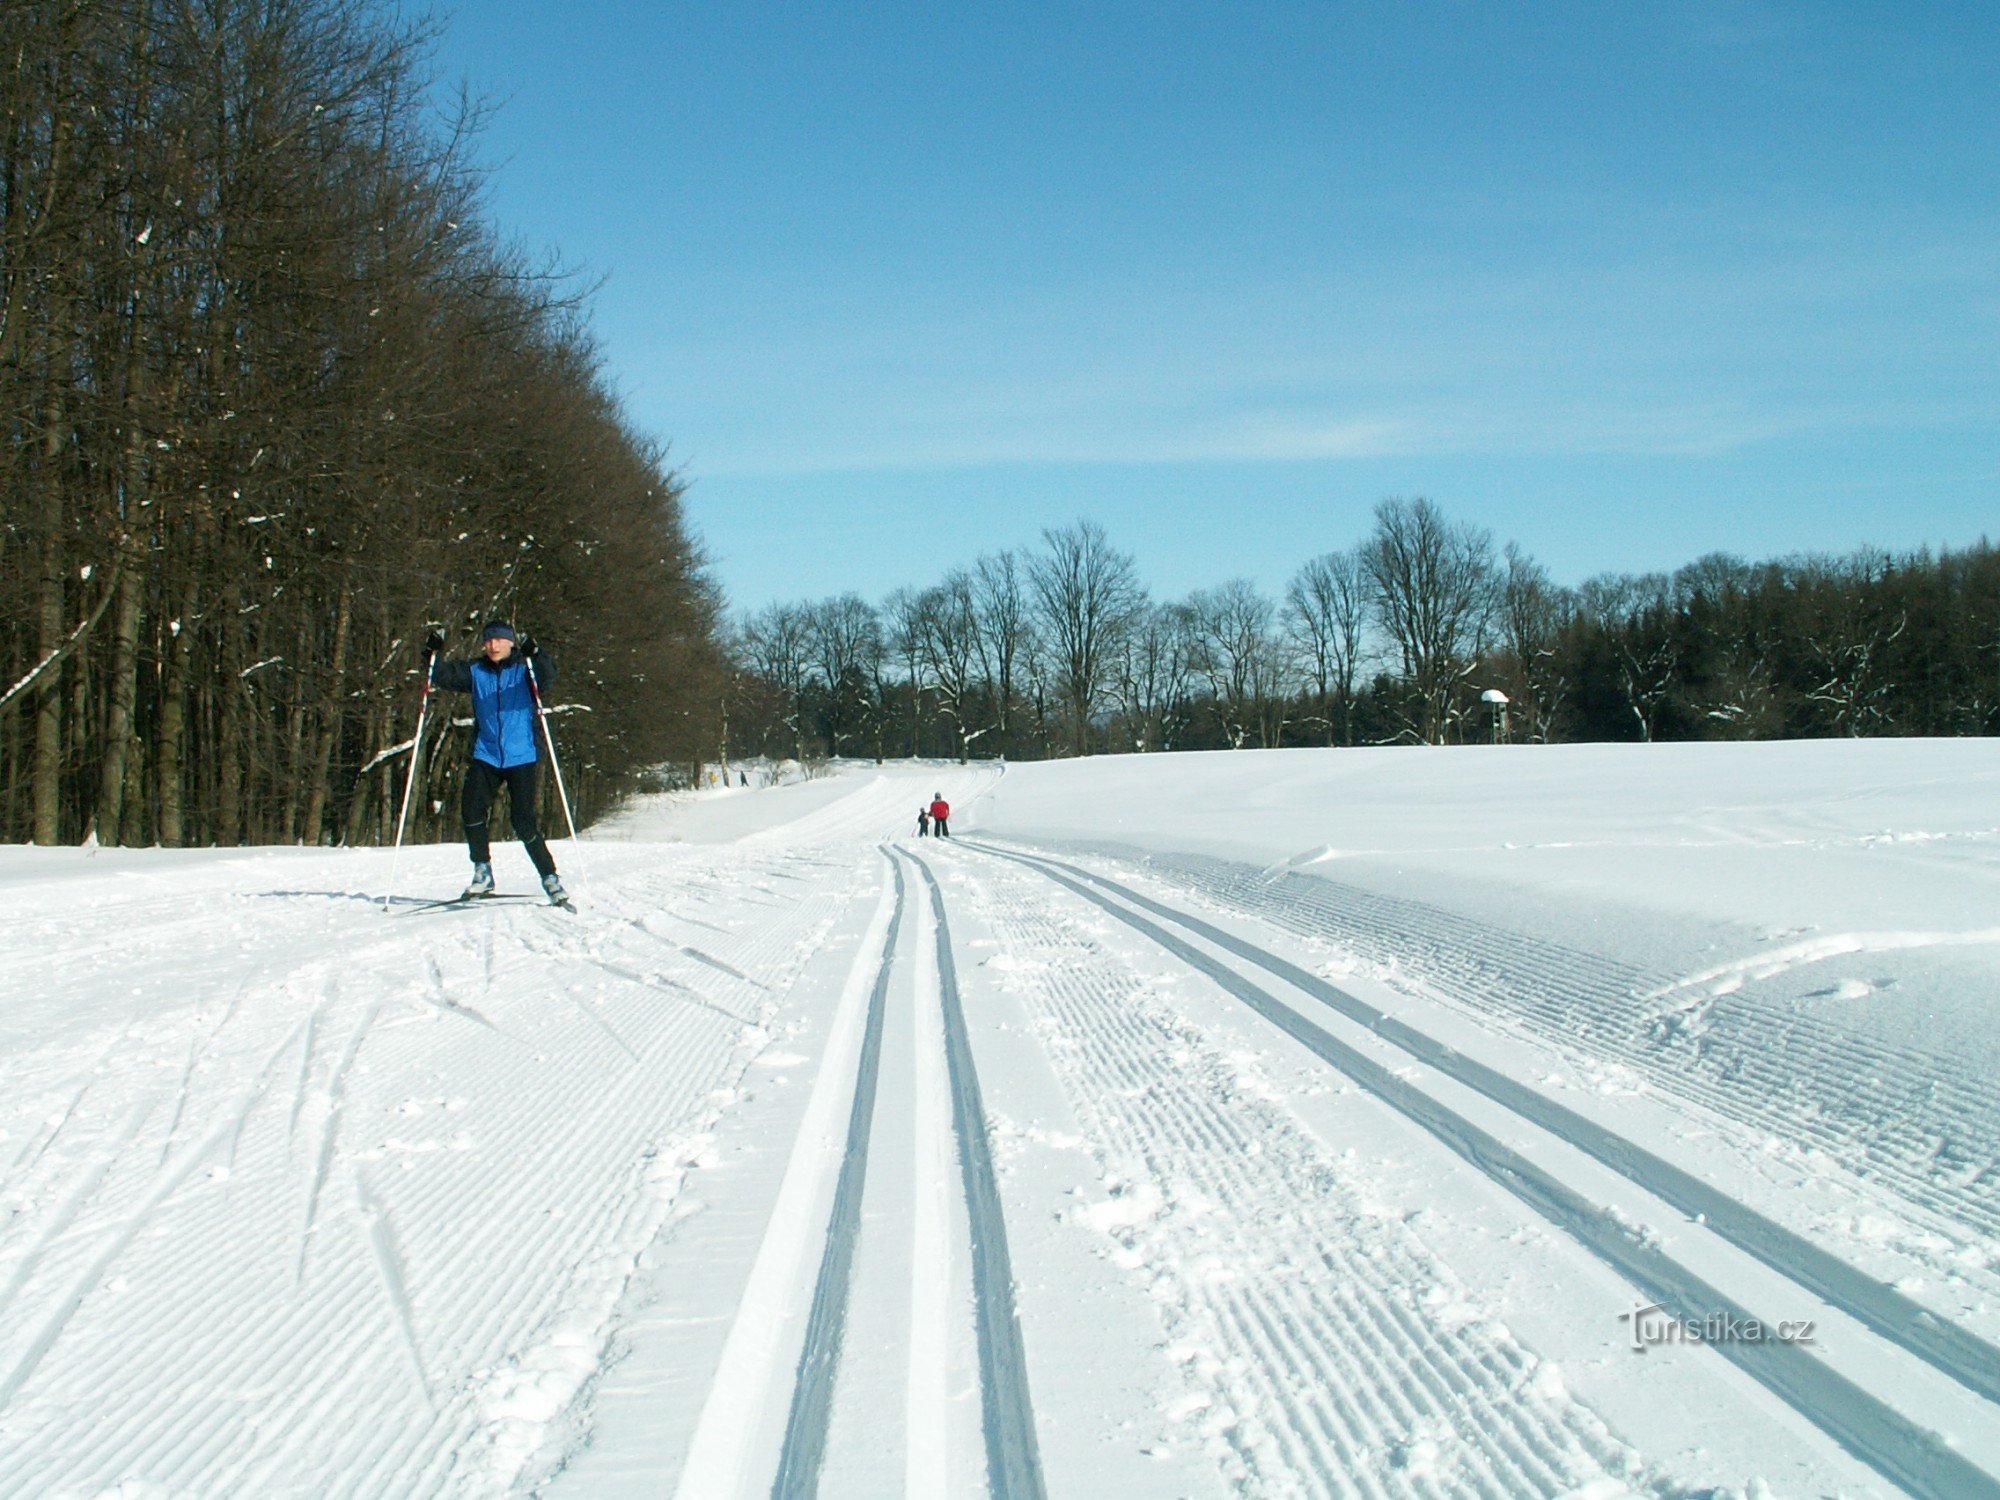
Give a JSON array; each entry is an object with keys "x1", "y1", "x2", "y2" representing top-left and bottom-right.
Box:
[
  {"x1": 2, "y1": 754, "x2": 1997, "y2": 1496},
  {"x1": 957, "y1": 839, "x2": 2000, "y2": 1499}
]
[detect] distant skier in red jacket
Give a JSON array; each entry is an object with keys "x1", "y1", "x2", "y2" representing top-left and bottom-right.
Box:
[{"x1": 928, "y1": 794, "x2": 950, "y2": 838}]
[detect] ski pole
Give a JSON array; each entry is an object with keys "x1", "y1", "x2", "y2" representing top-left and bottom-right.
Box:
[
  {"x1": 383, "y1": 642, "x2": 438, "y2": 910},
  {"x1": 524, "y1": 652, "x2": 579, "y2": 841}
]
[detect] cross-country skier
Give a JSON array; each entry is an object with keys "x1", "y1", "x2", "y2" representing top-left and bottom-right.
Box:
[
  {"x1": 917, "y1": 806, "x2": 931, "y2": 837},
  {"x1": 928, "y1": 793, "x2": 950, "y2": 838},
  {"x1": 422, "y1": 620, "x2": 568, "y2": 904}
]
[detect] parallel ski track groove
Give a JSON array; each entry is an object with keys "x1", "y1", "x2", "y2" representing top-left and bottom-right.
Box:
[
  {"x1": 905, "y1": 851, "x2": 1049, "y2": 1500},
  {"x1": 295, "y1": 1003, "x2": 381, "y2": 1285},
  {"x1": 1101, "y1": 845, "x2": 2000, "y2": 1242},
  {"x1": 985, "y1": 842, "x2": 2000, "y2": 1413},
  {"x1": 949, "y1": 856, "x2": 1640, "y2": 1498},
  {"x1": 770, "y1": 851, "x2": 907, "y2": 1497},
  {"x1": 972, "y1": 843, "x2": 2000, "y2": 1500}
]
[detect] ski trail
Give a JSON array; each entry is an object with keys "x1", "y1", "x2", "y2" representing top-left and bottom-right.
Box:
[
  {"x1": 0, "y1": 1097, "x2": 153, "y2": 1325},
  {"x1": 422, "y1": 956, "x2": 509, "y2": 1038},
  {"x1": 1087, "y1": 840, "x2": 2000, "y2": 1245},
  {"x1": 904, "y1": 857, "x2": 955, "y2": 1500},
  {"x1": 0, "y1": 1104, "x2": 236, "y2": 1415},
  {"x1": 287, "y1": 999, "x2": 322, "y2": 1147},
  {"x1": 670, "y1": 857, "x2": 898, "y2": 1500},
  {"x1": 156, "y1": 1035, "x2": 202, "y2": 1168},
  {"x1": 149, "y1": 966, "x2": 261, "y2": 1173},
  {"x1": 559, "y1": 950, "x2": 754, "y2": 1028},
  {"x1": 8, "y1": 1078, "x2": 94, "y2": 1185},
  {"x1": 907, "y1": 851, "x2": 1047, "y2": 1500},
  {"x1": 224, "y1": 1018, "x2": 308, "y2": 1184},
  {"x1": 570, "y1": 991, "x2": 641, "y2": 1065},
  {"x1": 984, "y1": 842, "x2": 2000, "y2": 1415},
  {"x1": 0, "y1": 844, "x2": 867, "y2": 1497},
  {"x1": 946, "y1": 848, "x2": 1788, "y2": 1494},
  {"x1": 294, "y1": 1003, "x2": 380, "y2": 1286},
  {"x1": 5, "y1": 1004, "x2": 149, "y2": 1186},
  {"x1": 528, "y1": 912, "x2": 761, "y2": 1024},
  {"x1": 354, "y1": 1167, "x2": 435, "y2": 1410},
  {"x1": 977, "y1": 843, "x2": 2000, "y2": 1500},
  {"x1": 770, "y1": 854, "x2": 908, "y2": 1496},
  {"x1": 619, "y1": 908, "x2": 732, "y2": 942},
  {"x1": 679, "y1": 946, "x2": 765, "y2": 988}
]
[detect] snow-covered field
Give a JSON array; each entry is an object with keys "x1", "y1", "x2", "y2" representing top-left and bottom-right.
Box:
[{"x1": 2, "y1": 741, "x2": 1997, "y2": 1498}]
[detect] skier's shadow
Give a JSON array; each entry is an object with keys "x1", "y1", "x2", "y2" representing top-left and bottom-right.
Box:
[{"x1": 257, "y1": 888, "x2": 434, "y2": 909}]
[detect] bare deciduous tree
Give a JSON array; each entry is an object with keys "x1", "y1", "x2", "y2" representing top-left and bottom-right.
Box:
[
  {"x1": 1188, "y1": 579, "x2": 1284, "y2": 748},
  {"x1": 1496, "y1": 544, "x2": 1572, "y2": 743},
  {"x1": 807, "y1": 593, "x2": 879, "y2": 755},
  {"x1": 915, "y1": 571, "x2": 990, "y2": 762},
  {"x1": 1028, "y1": 520, "x2": 1145, "y2": 756},
  {"x1": 742, "y1": 603, "x2": 814, "y2": 762},
  {"x1": 1111, "y1": 602, "x2": 1199, "y2": 752},
  {"x1": 1361, "y1": 497, "x2": 1497, "y2": 743},
  {"x1": 972, "y1": 549, "x2": 1032, "y2": 745},
  {"x1": 1285, "y1": 550, "x2": 1367, "y2": 746}
]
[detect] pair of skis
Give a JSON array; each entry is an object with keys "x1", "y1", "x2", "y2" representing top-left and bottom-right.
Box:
[
  {"x1": 402, "y1": 890, "x2": 576, "y2": 916},
  {"x1": 384, "y1": 631, "x2": 581, "y2": 913}
]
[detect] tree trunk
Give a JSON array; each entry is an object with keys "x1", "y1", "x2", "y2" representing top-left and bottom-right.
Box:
[
  {"x1": 342, "y1": 702, "x2": 386, "y2": 846},
  {"x1": 215, "y1": 575, "x2": 244, "y2": 842},
  {"x1": 93, "y1": 538, "x2": 146, "y2": 843},
  {"x1": 119, "y1": 727, "x2": 150, "y2": 846},
  {"x1": 156, "y1": 589, "x2": 195, "y2": 846},
  {"x1": 31, "y1": 318, "x2": 70, "y2": 845},
  {"x1": 301, "y1": 584, "x2": 351, "y2": 845}
]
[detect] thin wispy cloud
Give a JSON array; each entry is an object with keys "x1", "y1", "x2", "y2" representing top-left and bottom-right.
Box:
[{"x1": 441, "y1": 3, "x2": 2000, "y2": 604}]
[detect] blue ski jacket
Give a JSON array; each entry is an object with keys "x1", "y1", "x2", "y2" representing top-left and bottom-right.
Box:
[{"x1": 431, "y1": 649, "x2": 555, "y2": 769}]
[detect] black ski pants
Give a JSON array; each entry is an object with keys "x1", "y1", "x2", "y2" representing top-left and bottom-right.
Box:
[{"x1": 463, "y1": 759, "x2": 557, "y2": 877}]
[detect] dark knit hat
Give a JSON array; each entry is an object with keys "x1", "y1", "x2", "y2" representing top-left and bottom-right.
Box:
[{"x1": 481, "y1": 619, "x2": 517, "y2": 643}]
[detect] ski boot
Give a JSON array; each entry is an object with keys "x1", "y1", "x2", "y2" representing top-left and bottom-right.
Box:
[
  {"x1": 542, "y1": 871, "x2": 572, "y2": 909},
  {"x1": 462, "y1": 861, "x2": 495, "y2": 899}
]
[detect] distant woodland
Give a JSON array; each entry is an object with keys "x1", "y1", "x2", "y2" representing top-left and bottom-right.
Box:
[
  {"x1": 732, "y1": 505, "x2": 2000, "y2": 765},
  {"x1": 1, "y1": 1, "x2": 725, "y2": 847}
]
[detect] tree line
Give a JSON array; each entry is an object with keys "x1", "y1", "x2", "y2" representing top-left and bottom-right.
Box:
[
  {"x1": 1, "y1": 0, "x2": 725, "y2": 848},
  {"x1": 731, "y1": 502, "x2": 2000, "y2": 763}
]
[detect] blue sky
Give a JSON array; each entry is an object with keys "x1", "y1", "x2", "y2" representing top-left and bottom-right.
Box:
[{"x1": 431, "y1": 1, "x2": 1999, "y2": 612}]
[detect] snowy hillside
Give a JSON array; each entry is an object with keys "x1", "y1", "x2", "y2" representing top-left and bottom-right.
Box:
[{"x1": 2, "y1": 742, "x2": 1997, "y2": 1498}]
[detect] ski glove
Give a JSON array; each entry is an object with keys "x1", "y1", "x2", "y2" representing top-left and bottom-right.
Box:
[
  {"x1": 423, "y1": 629, "x2": 444, "y2": 657},
  {"x1": 518, "y1": 632, "x2": 540, "y2": 658}
]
